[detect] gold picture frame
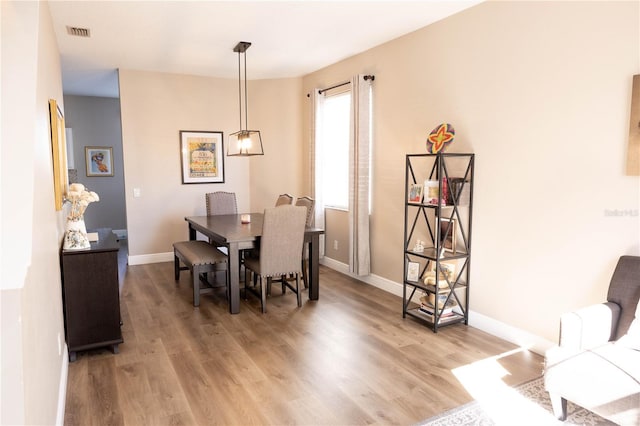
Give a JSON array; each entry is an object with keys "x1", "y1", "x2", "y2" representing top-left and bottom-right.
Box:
[{"x1": 49, "y1": 99, "x2": 68, "y2": 210}]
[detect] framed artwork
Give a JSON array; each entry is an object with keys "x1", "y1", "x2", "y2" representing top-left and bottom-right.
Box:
[
  {"x1": 85, "y1": 146, "x2": 114, "y2": 177},
  {"x1": 406, "y1": 261, "x2": 420, "y2": 282},
  {"x1": 408, "y1": 183, "x2": 423, "y2": 203},
  {"x1": 180, "y1": 130, "x2": 225, "y2": 184},
  {"x1": 49, "y1": 99, "x2": 69, "y2": 210},
  {"x1": 439, "y1": 217, "x2": 457, "y2": 253}
]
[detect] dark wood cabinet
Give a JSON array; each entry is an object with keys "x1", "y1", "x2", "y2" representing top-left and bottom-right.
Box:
[{"x1": 61, "y1": 228, "x2": 123, "y2": 361}]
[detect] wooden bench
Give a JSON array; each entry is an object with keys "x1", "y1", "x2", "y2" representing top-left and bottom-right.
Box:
[{"x1": 173, "y1": 240, "x2": 228, "y2": 306}]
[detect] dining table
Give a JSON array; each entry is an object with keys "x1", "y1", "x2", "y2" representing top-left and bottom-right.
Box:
[{"x1": 185, "y1": 213, "x2": 324, "y2": 314}]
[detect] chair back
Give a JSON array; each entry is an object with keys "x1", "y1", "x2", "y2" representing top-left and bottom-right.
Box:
[
  {"x1": 275, "y1": 193, "x2": 294, "y2": 206},
  {"x1": 295, "y1": 196, "x2": 315, "y2": 227},
  {"x1": 206, "y1": 192, "x2": 237, "y2": 216},
  {"x1": 607, "y1": 255, "x2": 640, "y2": 339},
  {"x1": 259, "y1": 205, "x2": 307, "y2": 277}
]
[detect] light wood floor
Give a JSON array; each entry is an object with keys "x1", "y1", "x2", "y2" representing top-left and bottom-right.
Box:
[{"x1": 64, "y1": 260, "x2": 543, "y2": 425}]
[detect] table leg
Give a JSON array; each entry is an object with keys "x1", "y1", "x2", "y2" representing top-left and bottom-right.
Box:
[
  {"x1": 188, "y1": 224, "x2": 197, "y2": 241},
  {"x1": 227, "y1": 242, "x2": 240, "y2": 314},
  {"x1": 308, "y1": 234, "x2": 319, "y2": 300}
]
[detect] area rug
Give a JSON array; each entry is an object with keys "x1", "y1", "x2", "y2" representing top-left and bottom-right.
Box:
[{"x1": 420, "y1": 377, "x2": 614, "y2": 426}]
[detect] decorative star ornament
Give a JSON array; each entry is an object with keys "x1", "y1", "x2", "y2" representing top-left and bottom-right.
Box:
[{"x1": 426, "y1": 123, "x2": 455, "y2": 154}]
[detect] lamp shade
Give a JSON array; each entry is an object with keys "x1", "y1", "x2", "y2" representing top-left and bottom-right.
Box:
[{"x1": 228, "y1": 129, "x2": 263, "y2": 156}]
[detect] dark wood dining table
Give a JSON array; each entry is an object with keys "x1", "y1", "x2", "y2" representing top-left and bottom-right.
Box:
[{"x1": 185, "y1": 213, "x2": 324, "y2": 314}]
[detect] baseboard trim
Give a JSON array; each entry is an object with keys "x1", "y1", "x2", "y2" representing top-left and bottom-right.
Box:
[
  {"x1": 56, "y1": 345, "x2": 68, "y2": 426},
  {"x1": 320, "y1": 257, "x2": 554, "y2": 356},
  {"x1": 128, "y1": 252, "x2": 173, "y2": 266}
]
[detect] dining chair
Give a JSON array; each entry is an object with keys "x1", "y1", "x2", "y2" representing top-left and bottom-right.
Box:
[
  {"x1": 269, "y1": 196, "x2": 316, "y2": 294},
  {"x1": 295, "y1": 196, "x2": 315, "y2": 288},
  {"x1": 243, "y1": 205, "x2": 307, "y2": 313},
  {"x1": 275, "y1": 193, "x2": 294, "y2": 206},
  {"x1": 206, "y1": 191, "x2": 238, "y2": 215}
]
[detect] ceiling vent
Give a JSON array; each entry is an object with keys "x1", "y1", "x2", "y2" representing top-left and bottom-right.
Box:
[{"x1": 66, "y1": 26, "x2": 90, "y2": 37}]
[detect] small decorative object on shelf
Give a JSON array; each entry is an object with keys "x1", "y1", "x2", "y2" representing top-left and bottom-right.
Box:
[
  {"x1": 403, "y1": 153, "x2": 474, "y2": 332},
  {"x1": 63, "y1": 183, "x2": 100, "y2": 250},
  {"x1": 426, "y1": 123, "x2": 455, "y2": 154}
]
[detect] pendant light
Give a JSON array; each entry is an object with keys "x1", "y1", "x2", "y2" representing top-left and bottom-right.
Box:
[{"x1": 228, "y1": 41, "x2": 264, "y2": 156}]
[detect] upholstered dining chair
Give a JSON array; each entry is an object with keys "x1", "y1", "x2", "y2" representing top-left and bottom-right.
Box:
[
  {"x1": 295, "y1": 196, "x2": 315, "y2": 288},
  {"x1": 269, "y1": 196, "x2": 316, "y2": 294},
  {"x1": 243, "y1": 205, "x2": 307, "y2": 313},
  {"x1": 206, "y1": 191, "x2": 237, "y2": 215},
  {"x1": 275, "y1": 193, "x2": 294, "y2": 206}
]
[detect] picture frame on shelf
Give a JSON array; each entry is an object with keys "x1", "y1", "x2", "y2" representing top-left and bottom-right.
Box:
[
  {"x1": 408, "y1": 183, "x2": 423, "y2": 203},
  {"x1": 85, "y1": 146, "x2": 114, "y2": 177},
  {"x1": 406, "y1": 261, "x2": 420, "y2": 282},
  {"x1": 439, "y1": 217, "x2": 457, "y2": 253},
  {"x1": 180, "y1": 130, "x2": 225, "y2": 184}
]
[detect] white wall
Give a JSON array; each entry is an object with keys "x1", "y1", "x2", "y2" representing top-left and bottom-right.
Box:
[
  {"x1": 1, "y1": 1, "x2": 68, "y2": 424},
  {"x1": 303, "y1": 0, "x2": 640, "y2": 343}
]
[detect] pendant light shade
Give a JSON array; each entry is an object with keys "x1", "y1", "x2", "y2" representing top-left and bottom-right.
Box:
[{"x1": 228, "y1": 41, "x2": 264, "y2": 156}]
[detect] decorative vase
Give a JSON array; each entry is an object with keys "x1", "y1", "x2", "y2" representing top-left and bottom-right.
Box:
[{"x1": 63, "y1": 216, "x2": 90, "y2": 250}]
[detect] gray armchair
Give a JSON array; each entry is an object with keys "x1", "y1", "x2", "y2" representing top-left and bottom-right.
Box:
[{"x1": 544, "y1": 255, "x2": 640, "y2": 425}]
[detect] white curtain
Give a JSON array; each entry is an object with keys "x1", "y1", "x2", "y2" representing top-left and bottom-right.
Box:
[
  {"x1": 348, "y1": 75, "x2": 371, "y2": 276},
  {"x1": 310, "y1": 89, "x2": 325, "y2": 257}
]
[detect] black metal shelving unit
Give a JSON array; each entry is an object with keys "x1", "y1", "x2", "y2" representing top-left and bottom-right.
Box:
[{"x1": 402, "y1": 153, "x2": 474, "y2": 332}]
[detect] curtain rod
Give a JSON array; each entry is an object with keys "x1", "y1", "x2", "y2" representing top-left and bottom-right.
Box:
[{"x1": 307, "y1": 75, "x2": 375, "y2": 97}]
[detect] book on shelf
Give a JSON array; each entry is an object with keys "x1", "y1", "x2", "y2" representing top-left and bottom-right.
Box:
[{"x1": 424, "y1": 179, "x2": 448, "y2": 205}]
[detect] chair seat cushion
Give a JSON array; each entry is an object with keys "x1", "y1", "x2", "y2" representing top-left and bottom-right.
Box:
[
  {"x1": 545, "y1": 343, "x2": 640, "y2": 424},
  {"x1": 173, "y1": 241, "x2": 227, "y2": 266}
]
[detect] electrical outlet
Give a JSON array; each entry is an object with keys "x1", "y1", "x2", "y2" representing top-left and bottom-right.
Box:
[{"x1": 333, "y1": 240, "x2": 339, "y2": 250}]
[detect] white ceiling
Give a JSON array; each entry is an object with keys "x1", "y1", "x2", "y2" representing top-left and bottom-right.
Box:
[{"x1": 48, "y1": 0, "x2": 482, "y2": 98}]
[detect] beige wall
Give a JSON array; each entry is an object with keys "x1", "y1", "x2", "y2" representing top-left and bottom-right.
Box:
[
  {"x1": 1, "y1": 1, "x2": 68, "y2": 424},
  {"x1": 303, "y1": 1, "x2": 640, "y2": 343},
  {"x1": 118, "y1": 70, "x2": 304, "y2": 259},
  {"x1": 324, "y1": 208, "x2": 350, "y2": 263}
]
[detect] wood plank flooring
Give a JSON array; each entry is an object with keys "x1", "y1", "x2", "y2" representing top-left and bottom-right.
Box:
[{"x1": 64, "y1": 260, "x2": 543, "y2": 425}]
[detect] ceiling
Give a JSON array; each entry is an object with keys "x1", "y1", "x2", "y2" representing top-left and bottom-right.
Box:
[{"x1": 48, "y1": 1, "x2": 482, "y2": 98}]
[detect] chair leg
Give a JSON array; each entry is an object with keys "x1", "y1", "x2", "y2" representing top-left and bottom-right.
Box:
[
  {"x1": 295, "y1": 273, "x2": 302, "y2": 307},
  {"x1": 548, "y1": 392, "x2": 567, "y2": 421},
  {"x1": 243, "y1": 267, "x2": 249, "y2": 300},
  {"x1": 260, "y1": 276, "x2": 267, "y2": 313},
  {"x1": 301, "y1": 259, "x2": 309, "y2": 289},
  {"x1": 174, "y1": 254, "x2": 180, "y2": 280}
]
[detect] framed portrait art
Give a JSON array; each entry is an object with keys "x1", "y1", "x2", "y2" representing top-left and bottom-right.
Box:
[
  {"x1": 85, "y1": 146, "x2": 114, "y2": 177},
  {"x1": 180, "y1": 131, "x2": 225, "y2": 184}
]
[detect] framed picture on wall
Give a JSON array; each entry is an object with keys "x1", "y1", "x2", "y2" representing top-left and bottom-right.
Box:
[
  {"x1": 180, "y1": 130, "x2": 225, "y2": 184},
  {"x1": 85, "y1": 146, "x2": 114, "y2": 177},
  {"x1": 49, "y1": 99, "x2": 69, "y2": 210}
]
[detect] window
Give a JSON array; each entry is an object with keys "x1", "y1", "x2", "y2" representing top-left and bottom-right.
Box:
[{"x1": 320, "y1": 91, "x2": 351, "y2": 209}]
